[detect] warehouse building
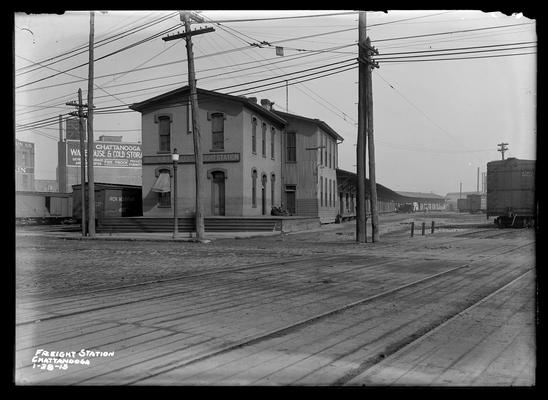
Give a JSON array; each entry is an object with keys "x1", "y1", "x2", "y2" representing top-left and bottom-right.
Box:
[
  {"x1": 15, "y1": 139, "x2": 35, "y2": 192},
  {"x1": 57, "y1": 122, "x2": 142, "y2": 192}
]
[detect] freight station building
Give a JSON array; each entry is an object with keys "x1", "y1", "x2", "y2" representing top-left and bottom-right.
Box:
[{"x1": 130, "y1": 86, "x2": 343, "y2": 223}]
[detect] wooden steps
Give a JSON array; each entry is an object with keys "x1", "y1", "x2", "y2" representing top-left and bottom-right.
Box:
[{"x1": 97, "y1": 217, "x2": 281, "y2": 233}]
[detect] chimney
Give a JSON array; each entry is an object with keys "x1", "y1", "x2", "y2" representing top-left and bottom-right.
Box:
[{"x1": 260, "y1": 98, "x2": 272, "y2": 110}]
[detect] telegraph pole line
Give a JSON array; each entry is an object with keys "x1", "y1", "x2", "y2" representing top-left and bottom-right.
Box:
[
  {"x1": 356, "y1": 10, "x2": 367, "y2": 243},
  {"x1": 163, "y1": 11, "x2": 214, "y2": 241},
  {"x1": 364, "y1": 36, "x2": 380, "y2": 242},
  {"x1": 87, "y1": 11, "x2": 96, "y2": 237},
  {"x1": 497, "y1": 142, "x2": 509, "y2": 160},
  {"x1": 66, "y1": 89, "x2": 88, "y2": 237}
]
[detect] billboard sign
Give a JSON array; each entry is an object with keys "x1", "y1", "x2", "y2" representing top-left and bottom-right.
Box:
[{"x1": 66, "y1": 140, "x2": 142, "y2": 168}]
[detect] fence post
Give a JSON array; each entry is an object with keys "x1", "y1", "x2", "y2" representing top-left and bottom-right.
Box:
[
  {"x1": 431, "y1": 221, "x2": 435, "y2": 234},
  {"x1": 421, "y1": 222, "x2": 425, "y2": 235},
  {"x1": 411, "y1": 222, "x2": 414, "y2": 237}
]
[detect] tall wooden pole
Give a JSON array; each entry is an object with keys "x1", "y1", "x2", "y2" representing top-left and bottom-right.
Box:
[
  {"x1": 87, "y1": 11, "x2": 96, "y2": 237},
  {"x1": 356, "y1": 10, "x2": 367, "y2": 243},
  {"x1": 365, "y1": 37, "x2": 379, "y2": 242},
  {"x1": 78, "y1": 88, "x2": 86, "y2": 236},
  {"x1": 182, "y1": 13, "x2": 205, "y2": 240}
]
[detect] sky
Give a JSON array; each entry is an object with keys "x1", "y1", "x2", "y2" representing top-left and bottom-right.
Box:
[{"x1": 14, "y1": 10, "x2": 537, "y2": 196}]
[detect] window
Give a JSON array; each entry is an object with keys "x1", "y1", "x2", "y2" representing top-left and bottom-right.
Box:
[
  {"x1": 320, "y1": 135, "x2": 324, "y2": 165},
  {"x1": 252, "y1": 169, "x2": 257, "y2": 208},
  {"x1": 320, "y1": 176, "x2": 323, "y2": 207},
  {"x1": 252, "y1": 118, "x2": 257, "y2": 154},
  {"x1": 159, "y1": 192, "x2": 171, "y2": 207},
  {"x1": 271, "y1": 174, "x2": 276, "y2": 207},
  {"x1": 333, "y1": 180, "x2": 336, "y2": 207},
  {"x1": 262, "y1": 123, "x2": 267, "y2": 157},
  {"x1": 328, "y1": 140, "x2": 332, "y2": 168},
  {"x1": 286, "y1": 132, "x2": 296, "y2": 162},
  {"x1": 324, "y1": 178, "x2": 328, "y2": 207},
  {"x1": 271, "y1": 127, "x2": 275, "y2": 159},
  {"x1": 211, "y1": 113, "x2": 224, "y2": 150},
  {"x1": 324, "y1": 135, "x2": 327, "y2": 167},
  {"x1": 152, "y1": 169, "x2": 172, "y2": 207},
  {"x1": 158, "y1": 116, "x2": 171, "y2": 152},
  {"x1": 328, "y1": 179, "x2": 331, "y2": 207}
]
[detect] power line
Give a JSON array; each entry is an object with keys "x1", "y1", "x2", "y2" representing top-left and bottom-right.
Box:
[
  {"x1": 379, "y1": 50, "x2": 536, "y2": 63},
  {"x1": 372, "y1": 22, "x2": 534, "y2": 44},
  {"x1": 16, "y1": 12, "x2": 179, "y2": 75},
  {"x1": 208, "y1": 11, "x2": 358, "y2": 23},
  {"x1": 16, "y1": 23, "x2": 182, "y2": 89},
  {"x1": 374, "y1": 70, "x2": 469, "y2": 150}
]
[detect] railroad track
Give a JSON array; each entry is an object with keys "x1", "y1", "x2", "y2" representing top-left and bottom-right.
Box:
[
  {"x1": 118, "y1": 243, "x2": 533, "y2": 385},
  {"x1": 16, "y1": 231, "x2": 534, "y2": 385}
]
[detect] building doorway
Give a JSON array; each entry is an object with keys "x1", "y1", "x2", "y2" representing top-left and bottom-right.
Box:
[
  {"x1": 285, "y1": 185, "x2": 296, "y2": 215},
  {"x1": 211, "y1": 171, "x2": 225, "y2": 216},
  {"x1": 261, "y1": 174, "x2": 267, "y2": 215}
]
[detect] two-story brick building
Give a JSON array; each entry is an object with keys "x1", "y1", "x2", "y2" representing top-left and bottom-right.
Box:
[
  {"x1": 130, "y1": 87, "x2": 286, "y2": 218},
  {"x1": 130, "y1": 86, "x2": 345, "y2": 224}
]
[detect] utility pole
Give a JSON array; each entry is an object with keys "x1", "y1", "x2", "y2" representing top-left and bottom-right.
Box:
[
  {"x1": 356, "y1": 10, "x2": 367, "y2": 243},
  {"x1": 66, "y1": 89, "x2": 88, "y2": 237},
  {"x1": 87, "y1": 11, "x2": 96, "y2": 237},
  {"x1": 364, "y1": 36, "x2": 379, "y2": 242},
  {"x1": 163, "y1": 11, "x2": 214, "y2": 241},
  {"x1": 286, "y1": 80, "x2": 289, "y2": 112},
  {"x1": 477, "y1": 167, "x2": 480, "y2": 193},
  {"x1": 497, "y1": 142, "x2": 509, "y2": 160},
  {"x1": 459, "y1": 182, "x2": 462, "y2": 199}
]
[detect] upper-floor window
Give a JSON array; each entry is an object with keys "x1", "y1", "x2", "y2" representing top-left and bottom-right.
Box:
[
  {"x1": 319, "y1": 135, "x2": 323, "y2": 166},
  {"x1": 262, "y1": 123, "x2": 267, "y2": 157},
  {"x1": 286, "y1": 132, "x2": 296, "y2": 162},
  {"x1": 271, "y1": 127, "x2": 275, "y2": 159},
  {"x1": 324, "y1": 135, "x2": 328, "y2": 167},
  {"x1": 158, "y1": 116, "x2": 171, "y2": 152},
  {"x1": 252, "y1": 118, "x2": 257, "y2": 154},
  {"x1": 328, "y1": 140, "x2": 332, "y2": 169},
  {"x1": 211, "y1": 113, "x2": 224, "y2": 150}
]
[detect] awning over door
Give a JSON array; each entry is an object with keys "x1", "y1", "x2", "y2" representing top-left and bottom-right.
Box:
[{"x1": 151, "y1": 171, "x2": 171, "y2": 193}]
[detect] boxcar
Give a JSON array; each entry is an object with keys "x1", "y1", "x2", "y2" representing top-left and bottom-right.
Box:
[
  {"x1": 457, "y1": 198, "x2": 470, "y2": 213},
  {"x1": 467, "y1": 194, "x2": 482, "y2": 213},
  {"x1": 486, "y1": 158, "x2": 535, "y2": 227}
]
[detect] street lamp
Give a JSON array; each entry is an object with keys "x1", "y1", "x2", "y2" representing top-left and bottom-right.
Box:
[{"x1": 172, "y1": 148, "x2": 179, "y2": 238}]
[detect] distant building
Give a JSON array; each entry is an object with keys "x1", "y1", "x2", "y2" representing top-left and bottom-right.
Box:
[
  {"x1": 446, "y1": 191, "x2": 484, "y2": 211},
  {"x1": 15, "y1": 139, "x2": 35, "y2": 191},
  {"x1": 395, "y1": 191, "x2": 446, "y2": 211}
]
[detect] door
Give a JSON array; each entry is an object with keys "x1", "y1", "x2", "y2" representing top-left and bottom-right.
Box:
[
  {"x1": 285, "y1": 185, "x2": 296, "y2": 215},
  {"x1": 261, "y1": 174, "x2": 267, "y2": 215},
  {"x1": 212, "y1": 171, "x2": 225, "y2": 216}
]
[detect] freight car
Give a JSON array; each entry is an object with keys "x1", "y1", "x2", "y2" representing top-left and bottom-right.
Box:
[
  {"x1": 457, "y1": 198, "x2": 470, "y2": 213},
  {"x1": 467, "y1": 194, "x2": 482, "y2": 214},
  {"x1": 486, "y1": 158, "x2": 535, "y2": 228}
]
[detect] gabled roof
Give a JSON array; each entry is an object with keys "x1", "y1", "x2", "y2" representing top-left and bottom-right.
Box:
[
  {"x1": 272, "y1": 110, "x2": 344, "y2": 142},
  {"x1": 129, "y1": 86, "x2": 287, "y2": 127}
]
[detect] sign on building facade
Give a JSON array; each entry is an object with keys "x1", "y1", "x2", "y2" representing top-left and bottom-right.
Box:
[{"x1": 66, "y1": 140, "x2": 142, "y2": 168}]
